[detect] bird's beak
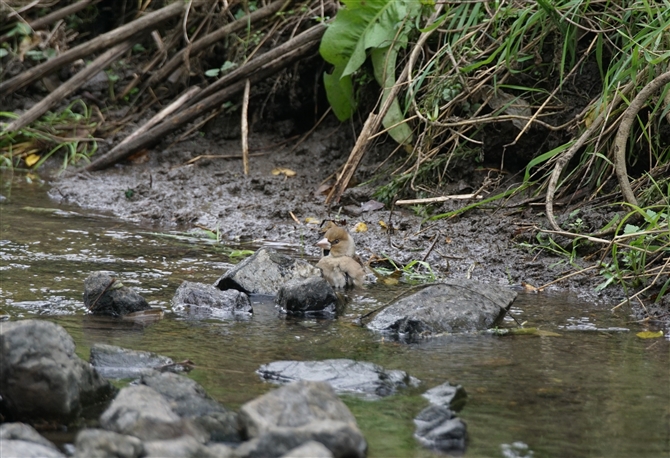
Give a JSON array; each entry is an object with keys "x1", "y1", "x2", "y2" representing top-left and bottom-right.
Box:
[{"x1": 316, "y1": 237, "x2": 331, "y2": 250}]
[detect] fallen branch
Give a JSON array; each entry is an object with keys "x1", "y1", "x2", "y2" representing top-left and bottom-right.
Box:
[
  {"x1": 3, "y1": 41, "x2": 133, "y2": 133},
  {"x1": 83, "y1": 25, "x2": 324, "y2": 171},
  {"x1": 613, "y1": 70, "x2": 670, "y2": 206},
  {"x1": 395, "y1": 194, "x2": 482, "y2": 205},
  {"x1": 143, "y1": 0, "x2": 287, "y2": 89},
  {"x1": 0, "y1": 1, "x2": 202, "y2": 96}
]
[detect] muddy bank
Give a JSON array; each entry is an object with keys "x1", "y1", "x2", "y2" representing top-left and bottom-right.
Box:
[{"x1": 46, "y1": 119, "x2": 626, "y2": 308}]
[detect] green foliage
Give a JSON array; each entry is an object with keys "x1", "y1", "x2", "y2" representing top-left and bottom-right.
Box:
[{"x1": 319, "y1": 0, "x2": 420, "y2": 144}]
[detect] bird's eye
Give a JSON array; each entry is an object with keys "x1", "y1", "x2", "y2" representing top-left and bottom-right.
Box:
[{"x1": 332, "y1": 239, "x2": 340, "y2": 244}]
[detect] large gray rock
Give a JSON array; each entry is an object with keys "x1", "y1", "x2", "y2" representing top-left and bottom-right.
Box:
[
  {"x1": 239, "y1": 381, "x2": 357, "y2": 437},
  {"x1": 74, "y1": 429, "x2": 143, "y2": 458},
  {"x1": 258, "y1": 359, "x2": 419, "y2": 399},
  {"x1": 281, "y1": 440, "x2": 334, "y2": 458},
  {"x1": 276, "y1": 277, "x2": 339, "y2": 316},
  {"x1": 0, "y1": 423, "x2": 59, "y2": 450},
  {"x1": 235, "y1": 422, "x2": 365, "y2": 458},
  {"x1": 142, "y1": 436, "x2": 233, "y2": 458},
  {"x1": 0, "y1": 440, "x2": 66, "y2": 458},
  {"x1": 366, "y1": 280, "x2": 517, "y2": 339},
  {"x1": 83, "y1": 271, "x2": 151, "y2": 316},
  {"x1": 90, "y1": 344, "x2": 183, "y2": 379},
  {"x1": 0, "y1": 320, "x2": 115, "y2": 422},
  {"x1": 172, "y1": 281, "x2": 252, "y2": 318},
  {"x1": 422, "y1": 382, "x2": 467, "y2": 411},
  {"x1": 237, "y1": 381, "x2": 366, "y2": 458},
  {"x1": 99, "y1": 385, "x2": 207, "y2": 442},
  {"x1": 141, "y1": 372, "x2": 240, "y2": 442},
  {"x1": 215, "y1": 248, "x2": 321, "y2": 295}
]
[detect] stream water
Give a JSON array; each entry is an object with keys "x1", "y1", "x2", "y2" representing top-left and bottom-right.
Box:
[{"x1": 1, "y1": 175, "x2": 669, "y2": 457}]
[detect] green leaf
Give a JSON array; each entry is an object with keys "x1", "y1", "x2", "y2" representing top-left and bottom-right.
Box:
[
  {"x1": 623, "y1": 224, "x2": 640, "y2": 234},
  {"x1": 371, "y1": 47, "x2": 413, "y2": 144},
  {"x1": 636, "y1": 331, "x2": 663, "y2": 339},
  {"x1": 323, "y1": 66, "x2": 355, "y2": 121}
]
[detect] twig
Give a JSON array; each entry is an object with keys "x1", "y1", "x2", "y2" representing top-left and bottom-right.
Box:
[
  {"x1": 395, "y1": 193, "x2": 482, "y2": 205},
  {"x1": 536, "y1": 265, "x2": 599, "y2": 291},
  {"x1": 612, "y1": 256, "x2": 670, "y2": 311},
  {"x1": 242, "y1": 79, "x2": 250, "y2": 175}
]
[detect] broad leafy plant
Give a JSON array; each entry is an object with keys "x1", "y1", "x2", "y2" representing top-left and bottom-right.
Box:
[{"x1": 319, "y1": 0, "x2": 421, "y2": 145}]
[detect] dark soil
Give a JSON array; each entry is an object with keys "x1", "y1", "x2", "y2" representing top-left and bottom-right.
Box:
[{"x1": 46, "y1": 114, "x2": 631, "y2": 311}]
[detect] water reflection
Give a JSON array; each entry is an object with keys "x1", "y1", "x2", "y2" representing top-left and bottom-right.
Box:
[{"x1": 0, "y1": 176, "x2": 668, "y2": 458}]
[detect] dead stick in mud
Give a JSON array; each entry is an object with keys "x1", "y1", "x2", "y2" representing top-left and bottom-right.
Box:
[
  {"x1": 0, "y1": 1, "x2": 202, "y2": 96},
  {"x1": 613, "y1": 70, "x2": 670, "y2": 207},
  {"x1": 241, "y1": 79, "x2": 250, "y2": 175},
  {"x1": 143, "y1": 0, "x2": 288, "y2": 90},
  {"x1": 2, "y1": 41, "x2": 133, "y2": 133},
  {"x1": 117, "y1": 86, "x2": 201, "y2": 149},
  {"x1": 325, "y1": 5, "x2": 444, "y2": 205},
  {"x1": 83, "y1": 31, "x2": 323, "y2": 171}
]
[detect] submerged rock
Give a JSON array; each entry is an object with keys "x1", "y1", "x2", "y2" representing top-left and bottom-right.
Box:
[
  {"x1": 90, "y1": 344, "x2": 189, "y2": 380},
  {"x1": 83, "y1": 271, "x2": 151, "y2": 316},
  {"x1": 258, "y1": 359, "x2": 419, "y2": 399},
  {"x1": 422, "y1": 381, "x2": 467, "y2": 412},
  {"x1": 215, "y1": 247, "x2": 321, "y2": 295},
  {"x1": 276, "y1": 277, "x2": 339, "y2": 316},
  {"x1": 0, "y1": 320, "x2": 115, "y2": 423},
  {"x1": 366, "y1": 280, "x2": 517, "y2": 340},
  {"x1": 237, "y1": 381, "x2": 366, "y2": 458},
  {"x1": 413, "y1": 404, "x2": 467, "y2": 453},
  {"x1": 172, "y1": 281, "x2": 252, "y2": 319}
]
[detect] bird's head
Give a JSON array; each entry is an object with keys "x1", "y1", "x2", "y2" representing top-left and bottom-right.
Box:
[{"x1": 316, "y1": 226, "x2": 355, "y2": 257}]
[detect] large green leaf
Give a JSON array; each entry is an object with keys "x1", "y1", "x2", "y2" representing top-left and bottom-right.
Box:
[{"x1": 319, "y1": 0, "x2": 421, "y2": 136}]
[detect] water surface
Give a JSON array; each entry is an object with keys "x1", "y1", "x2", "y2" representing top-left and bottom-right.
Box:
[{"x1": 1, "y1": 175, "x2": 668, "y2": 457}]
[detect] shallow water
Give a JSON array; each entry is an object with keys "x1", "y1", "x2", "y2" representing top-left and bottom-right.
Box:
[{"x1": 1, "y1": 175, "x2": 669, "y2": 457}]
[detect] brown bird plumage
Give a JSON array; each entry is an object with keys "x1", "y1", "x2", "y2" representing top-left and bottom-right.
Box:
[{"x1": 316, "y1": 227, "x2": 365, "y2": 288}]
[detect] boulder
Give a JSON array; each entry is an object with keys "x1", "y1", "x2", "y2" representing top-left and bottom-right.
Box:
[
  {"x1": 140, "y1": 372, "x2": 240, "y2": 442},
  {"x1": 90, "y1": 344, "x2": 189, "y2": 380},
  {"x1": 215, "y1": 248, "x2": 321, "y2": 295},
  {"x1": 366, "y1": 280, "x2": 517, "y2": 339},
  {"x1": 142, "y1": 436, "x2": 233, "y2": 458},
  {"x1": 99, "y1": 385, "x2": 207, "y2": 442},
  {"x1": 237, "y1": 381, "x2": 366, "y2": 458},
  {"x1": 281, "y1": 440, "x2": 334, "y2": 458},
  {"x1": 0, "y1": 320, "x2": 115, "y2": 422},
  {"x1": 0, "y1": 422, "x2": 64, "y2": 457},
  {"x1": 74, "y1": 429, "x2": 143, "y2": 458},
  {"x1": 258, "y1": 359, "x2": 419, "y2": 399},
  {"x1": 276, "y1": 277, "x2": 339, "y2": 316},
  {"x1": 413, "y1": 404, "x2": 467, "y2": 453},
  {"x1": 171, "y1": 281, "x2": 252, "y2": 318},
  {"x1": 83, "y1": 271, "x2": 151, "y2": 316}
]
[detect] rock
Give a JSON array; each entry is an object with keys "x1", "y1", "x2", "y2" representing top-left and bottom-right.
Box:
[
  {"x1": 366, "y1": 280, "x2": 517, "y2": 339},
  {"x1": 422, "y1": 382, "x2": 467, "y2": 412},
  {"x1": 413, "y1": 404, "x2": 467, "y2": 453},
  {"x1": 74, "y1": 429, "x2": 143, "y2": 458},
  {"x1": 276, "y1": 277, "x2": 339, "y2": 316},
  {"x1": 0, "y1": 320, "x2": 115, "y2": 422},
  {"x1": 90, "y1": 344, "x2": 188, "y2": 380},
  {"x1": 0, "y1": 423, "x2": 59, "y2": 450},
  {"x1": 239, "y1": 381, "x2": 358, "y2": 437},
  {"x1": 99, "y1": 385, "x2": 207, "y2": 442},
  {"x1": 281, "y1": 440, "x2": 334, "y2": 458},
  {"x1": 215, "y1": 248, "x2": 321, "y2": 296},
  {"x1": 83, "y1": 271, "x2": 151, "y2": 316},
  {"x1": 171, "y1": 281, "x2": 252, "y2": 318},
  {"x1": 258, "y1": 359, "x2": 419, "y2": 399},
  {"x1": 143, "y1": 436, "x2": 233, "y2": 458},
  {"x1": 140, "y1": 372, "x2": 240, "y2": 442},
  {"x1": 235, "y1": 422, "x2": 365, "y2": 458},
  {"x1": 0, "y1": 439, "x2": 66, "y2": 458}
]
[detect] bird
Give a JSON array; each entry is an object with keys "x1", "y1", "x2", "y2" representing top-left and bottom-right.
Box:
[{"x1": 316, "y1": 226, "x2": 365, "y2": 288}]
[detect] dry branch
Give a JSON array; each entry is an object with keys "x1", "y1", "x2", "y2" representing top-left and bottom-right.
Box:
[
  {"x1": 613, "y1": 70, "x2": 670, "y2": 206},
  {"x1": 0, "y1": 1, "x2": 203, "y2": 96},
  {"x1": 83, "y1": 24, "x2": 325, "y2": 172},
  {"x1": 144, "y1": 0, "x2": 287, "y2": 89},
  {"x1": 3, "y1": 41, "x2": 133, "y2": 133}
]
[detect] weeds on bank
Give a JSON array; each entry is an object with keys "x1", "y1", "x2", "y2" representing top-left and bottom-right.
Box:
[{"x1": 0, "y1": 99, "x2": 98, "y2": 172}]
